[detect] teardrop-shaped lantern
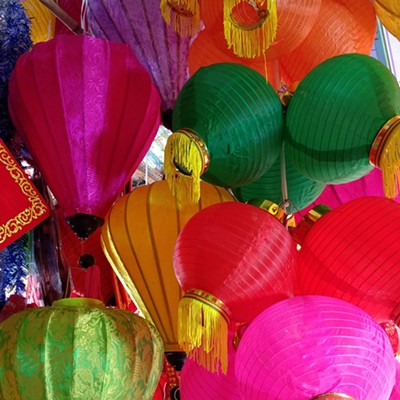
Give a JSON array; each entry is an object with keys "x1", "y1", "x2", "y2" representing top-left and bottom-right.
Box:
[
  {"x1": 164, "y1": 62, "x2": 284, "y2": 205},
  {"x1": 86, "y1": 0, "x2": 191, "y2": 111},
  {"x1": 235, "y1": 296, "x2": 396, "y2": 400},
  {"x1": 373, "y1": 0, "x2": 400, "y2": 41},
  {"x1": 286, "y1": 53, "x2": 400, "y2": 198},
  {"x1": 8, "y1": 35, "x2": 161, "y2": 239},
  {"x1": 0, "y1": 298, "x2": 164, "y2": 399},
  {"x1": 174, "y1": 202, "x2": 298, "y2": 373},
  {"x1": 296, "y1": 197, "x2": 400, "y2": 323},
  {"x1": 101, "y1": 180, "x2": 235, "y2": 353}
]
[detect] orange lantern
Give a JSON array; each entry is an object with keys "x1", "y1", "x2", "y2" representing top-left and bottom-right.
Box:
[
  {"x1": 279, "y1": 0, "x2": 376, "y2": 86},
  {"x1": 101, "y1": 180, "x2": 235, "y2": 353},
  {"x1": 373, "y1": 0, "x2": 400, "y2": 41}
]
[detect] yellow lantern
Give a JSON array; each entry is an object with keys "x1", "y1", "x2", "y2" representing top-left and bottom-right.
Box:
[
  {"x1": 373, "y1": 0, "x2": 400, "y2": 41},
  {"x1": 101, "y1": 180, "x2": 235, "y2": 352},
  {"x1": 21, "y1": 0, "x2": 55, "y2": 44}
]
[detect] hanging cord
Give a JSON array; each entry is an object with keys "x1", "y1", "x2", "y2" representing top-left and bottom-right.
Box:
[
  {"x1": 280, "y1": 141, "x2": 289, "y2": 211},
  {"x1": 81, "y1": 0, "x2": 89, "y2": 34}
]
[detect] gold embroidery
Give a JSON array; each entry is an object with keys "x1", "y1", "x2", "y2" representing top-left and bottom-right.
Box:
[{"x1": 0, "y1": 142, "x2": 49, "y2": 244}]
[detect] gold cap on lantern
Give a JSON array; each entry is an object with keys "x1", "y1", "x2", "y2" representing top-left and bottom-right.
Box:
[
  {"x1": 247, "y1": 199, "x2": 296, "y2": 228},
  {"x1": 310, "y1": 394, "x2": 355, "y2": 400},
  {"x1": 369, "y1": 115, "x2": 400, "y2": 198},
  {"x1": 224, "y1": 0, "x2": 278, "y2": 58},
  {"x1": 164, "y1": 129, "x2": 210, "y2": 206},
  {"x1": 178, "y1": 288, "x2": 232, "y2": 374},
  {"x1": 160, "y1": 0, "x2": 201, "y2": 37}
]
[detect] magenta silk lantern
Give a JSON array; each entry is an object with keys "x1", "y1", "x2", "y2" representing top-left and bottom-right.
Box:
[
  {"x1": 235, "y1": 295, "x2": 396, "y2": 400},
  {"x1": 86, "y1": 0, "x2": 191, "y2": 112},
  {"x1": 389, "y1": 361, "x2": 400, "y2": 400},
  {"x1": 8, "y1": 35, "x2": 160, "y2": 239}
]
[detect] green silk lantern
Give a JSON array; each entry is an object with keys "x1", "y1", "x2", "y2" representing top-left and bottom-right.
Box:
[
  {"x1": 164, "y1": 62, "x2": 284, "y2": 205},
  {"x1": 232, "y1": 146, "x2": 325, "y2": 212},
  {"x1": 285, "y1": 53, "x2": 400, "y2": 198},
  {"x1": 0, "y1": 298, "x2": 164, "y2": 400}
]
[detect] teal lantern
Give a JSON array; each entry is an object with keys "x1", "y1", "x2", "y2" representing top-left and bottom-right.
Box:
[
  {"x1": 286, "y1": 53, "x2": 400, "y2": 198},
  {"x1": 0, "y1": 298, "x2": 164, "y2": 400},
  {"x1": 164, "y1": 63, "x2": 284, "y2": 205}
]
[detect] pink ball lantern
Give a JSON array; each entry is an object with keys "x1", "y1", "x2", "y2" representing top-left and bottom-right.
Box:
[{"x1": 235, "y1": 295, "x2": 396, "y2": 400}]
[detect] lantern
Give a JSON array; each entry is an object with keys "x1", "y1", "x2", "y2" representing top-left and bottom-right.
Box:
[
  {"x1": 86, "y1": 0, "x2": 192, "y2": 112},
  {"x1": 279, "y1": 0, "x2": 376, "y2": 85},
  {"x1": 373, "y1": 0, "x2": 400, "y2": 41},
  {"x1": 8, "y1": 35, "x2": 161, "y2": 239},
  {"x1": 235, "y1": 295, "x2": 396, "y2": 400},
  {"x1": 232, "y1": 147, "x2": 325, "y2": 213},
  {"x1": 174, "y1": 202, "x2": 298, "y2": 373},
  {"x1": 390, "y1": 362, "x2": 400, "y2": 400},
  {"x1": 0, "y1": 298, "x2": 164, "y2": 399},
  {"x1": 285, "y1": 53, "x2": 400, "y2": 198},
  {"x1": 200, "y1": 0, "x2": 321, "y2": 61},
  {"x1": 101, "y1": 180, "x2": 235, "y2": 353},
  {"x1": 164, "y1": 62, "x2": 284, "y2": 205},
  {"x1": 21, "y1": 0, "x2": 55, "y2": 44},
  {"x1": 180, "y1": 329, "x2": 243, "y2": 400},
  {"x1": 296, "y1": 197, "x2": 400, "y2": 323}
]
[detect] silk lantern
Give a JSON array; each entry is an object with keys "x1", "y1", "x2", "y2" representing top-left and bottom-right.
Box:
[
  {"x1": 164, "y1": 62, "x2": 284, "y2": 205},
  {"x1": 390, "y1": 362, "x2": 400, "y2": 400},
  {"x1": 296, "y1": 196, "x2": 400, "y2": 323},
  {"x1": 174, "y1": 201, "x2": 298, "y2": 373},
  {"x1": 235, "y1": 295, "x2": 396, "y2": 400},
  {"x1": 180, "y1": 329, "x2": 243, "y2": 400},
  {"x1": 285, "y1": 53, "x2": 400, "y2": 198},
  {"x1": 233, "y1": 147, "x2": 325, "y2": 213},
  {"x1": 200, "y1": 0, "x2": 321, "y2": 61},
  {"x1": 87, "y1": 0, "x2": 191, "y2": 112},
  {"x1": 374, "y1": 0, "x2": 400, "y2": 41},
  {"x1": 8, "y1": 35, "x2": 161, "y2": 239},
  {"x1": 101, "y1": 180, "x2": 235, "y2": 353},
  {"x1": 279, "y1": 0, "x2": 376, "y2": 85},
  {"x1": 0, "y1": 298, "x2": 164, "y2": 400}
]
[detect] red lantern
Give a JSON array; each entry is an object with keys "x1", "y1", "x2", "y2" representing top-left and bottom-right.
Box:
[
  {"x1": 296, "y1": 197, "x2": 400, "y2": 323},
  {"x1": 8, "y1": 35, "x2": 161, "y2": 239},
  {"x1": 174, "y1": 202, "x2": 298, "y2": 373}
]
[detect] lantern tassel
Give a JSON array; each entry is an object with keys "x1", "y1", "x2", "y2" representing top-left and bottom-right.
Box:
[
  {"x1": 160, "y1": 0, "x2": 201, "y2": 38},
  {"x1": 369, "y1": 116, "x2": 400, "y2": 198},
  {"x1": 164, "y1": 130, "x2": 209, "y2": 207},
  {"x1": 223, "y1": 0, "x2": 278, "y2": 59},
  {"x1": 178, "y1": 289, "x2": 231, "y2": 374}
]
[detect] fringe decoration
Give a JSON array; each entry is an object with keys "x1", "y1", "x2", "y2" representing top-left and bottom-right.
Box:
[
  {"x1": 164, "y1": 130, "x2": 206, "y2": 207},
  {"x1": 160, "y1": 0, "x2": 201, "y2": 38},
  {"x1": 370, "y1": 116, "x2": 400, "y2": 198},
  {"x1": 224, "y1": 0, "x2": 278, "y2": 59},
  {"x1": 178, "y1": 290, "x2": 230, "y2": 374}
]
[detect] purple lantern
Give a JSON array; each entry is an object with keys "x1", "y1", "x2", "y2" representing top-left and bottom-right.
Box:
[{"x1": 86, "y1": 0, "x2": 191, "y2": 113}]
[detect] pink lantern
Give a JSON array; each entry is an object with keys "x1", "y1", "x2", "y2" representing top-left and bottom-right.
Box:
[
  {"x1": 390, "y1": 361, "x2": 400, "y2": 400},
  {"x1": 180, "y1": 329, "x2": 243, "y2": 400},
  {"x1": 8, "y1": 35, "x2": 161, "y2": 239},
  {"x1": 235, "y1": 295, "x2": 396, "y2": 400}
]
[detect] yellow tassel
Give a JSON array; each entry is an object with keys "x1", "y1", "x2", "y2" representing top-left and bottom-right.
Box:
[
  {"x1": 223, "y1": 0, "x2": 278, "y2": 59},
  {"x1": 178, "y1": 289, "x2": 231, "y2": 374},
  {"x1": 164, "y1": 130, "x2": 208, "y2": 207},
  {"x1": 160, "y1": 0, "x2": 201, "y2": 38}
]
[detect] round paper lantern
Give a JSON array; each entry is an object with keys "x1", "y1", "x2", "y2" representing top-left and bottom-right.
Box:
[
  {"x1": 232, "y1": 148, "x2": 325, "y2": 212},
  {"x1": 374, "y1": 0, "x2": 400, "y2": 41},
  {"x1": 164, "y1": 62, "x2": 284, "y2": 205},
  {"x1": 296, "y1": 197, "x2": 400, "y2": 323},
  {"x1": 279, "y1": 0, "x2": 376, "y2": 85},
  {"x1": 174, "y1": 201, "x2": 298, "y2": 373},
  {"x1": 0, "y1": 298, "x2": 164, "y2": 399},
  {"x1": 101, "y1": 180, "x2": 235, "y2": 353},
  {"x1": 21, "y1": 0, "x2": 56, "y2": 44},
  {"x1": 235, "y1": 295, "x2": 396, "y2": 400},
  {"x1": 199, "y1": 0, "x2": 321, "y2": 60},
  {"x1": 285, "y1": 53, "x2": 400, "y2": 198},
  {"x1": 8, "y1": 35, "x2": 161, "y2": 239},
  {"x1": 180, "y1": 329, "x2": 243, "y2": 400},
  {"x1": 87, "y1": 0, "x2": 191, "y2": 111},
  {"x1": 390, "y1": 361, "x2": 400, "y2": 400}
]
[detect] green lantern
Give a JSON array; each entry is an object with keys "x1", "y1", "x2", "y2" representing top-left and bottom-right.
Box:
[
  {"x1": 232, "y1": 146, "x2": 325, "y2": 212},
  {"x1": 164, "y1": 62, "x2": 284, "y2": 205},
  {"x1": 0, "y1": 298, "x2": 164, "y2": 400},
  {"x1": 286, "y1": 53, "x2": 400, "y2": 198}
]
